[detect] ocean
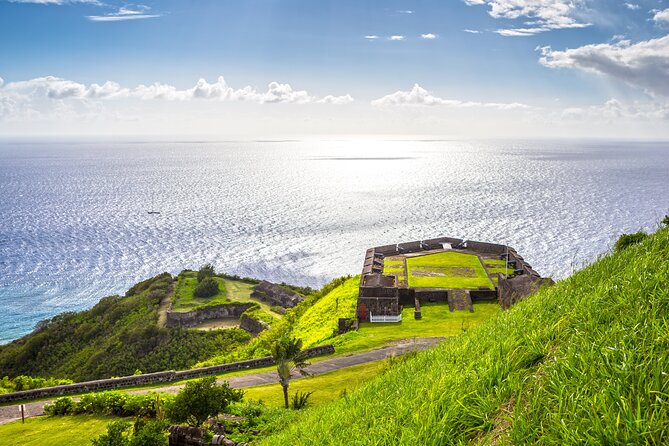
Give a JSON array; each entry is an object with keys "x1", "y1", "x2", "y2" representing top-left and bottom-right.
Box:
[{"x1": 1, "y1": 139, "x2": 668, "y2": 344}]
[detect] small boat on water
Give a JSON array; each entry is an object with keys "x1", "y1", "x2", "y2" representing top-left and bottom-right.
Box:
[{"x1": 147, "y1": 211, "x2": 161, "y2": 215}]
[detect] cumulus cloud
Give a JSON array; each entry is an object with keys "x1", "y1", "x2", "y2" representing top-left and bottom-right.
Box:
[
  {"x1": 87, "y1": 5, "x2": 161, "y2": 22},
  {"x1": 389, "y1": 35, "x2": 405, "y2": 41},
  {"x1": 624, "y1": 3, "x2": 639, "y2": 10},
  {"x1": 421, "y1": 33, "x2": 438, "y2": 39},
  {"x1": 0, "y1": 75, "x2": 353, "y2": 110},
  {"x1": 371, "y1": 84, "x2": 529, "y2": 109},
  {"x1": 364, "y1": 35, "x2": 379, "y2": 40},
  {"x1": 463, "y1": 0, "x2": 590, "y2": 36},
  {"x1": 654, "y1": 8, "x2": 669, "y2": 23},
  {"x1": 0, "y1": 77, "x2": 4, "y2": 88},
  {"x1": 538, "y1": 35, "x2": 669, "y2": 97},
  {"x1": 318, "y1": 94, "x2": 354, "y2": 105},
  {"x1": 464, "y1": 29, "x2": 482, "y2": 33},
  {"x1": 561, "y1": 98, "x2": 669, "y2": 120}
]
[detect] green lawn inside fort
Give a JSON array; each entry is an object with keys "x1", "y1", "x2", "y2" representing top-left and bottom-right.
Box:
[{"x1": 405, "y1": 251, "x2": 494, "y2": 289}]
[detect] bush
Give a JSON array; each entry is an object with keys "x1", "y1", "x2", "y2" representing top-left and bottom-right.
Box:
[
  {"x1": 44, "y1": 397, "x2": 75, "y2": 416},
  {"x1": 662, "y1": 215, "x2": 669, "y2": 227},
  {"x1": 290, "y1": 391, "x2": 314, "y2": 410},
  {"x1": 194, "y1": 277, "x2": 219, "y2": 298},
  {"x1": 92, "y1": 419, "x2": 168, "y2": 446},
  {"x1": 614, "y1": 232, "x2": 648, "y2": 252},
  {"x1": 197, "y1": 264, "x2": 215, "y2": 283},
  {"x1": 166, "y1": 376, "x2": 244, "y2": 426}
]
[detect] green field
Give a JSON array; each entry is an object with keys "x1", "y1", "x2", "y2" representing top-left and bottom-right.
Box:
[
  {"x1": 171, "y1": 271, "x2": 230, "y2": 312},
  {"x1": 332, "y1": 302, "x2": 500, "y2": 354},
  {"x1": 244, "y1": 360, "x2": 386, "y2": 407},
  {"x1": 406, "y1": 252, "x2": 494, "y2": 289},
  {"x1": 0, "y1": 415, "x2": 117, "y2": 446}
]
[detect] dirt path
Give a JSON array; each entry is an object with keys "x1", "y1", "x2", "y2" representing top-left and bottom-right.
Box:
[
  {"x1": 156, "y1": 282, "x2": 175, "y2": 328},
  {"x1": 0, "y1": 337, "x2": 443, "y2": 425}
]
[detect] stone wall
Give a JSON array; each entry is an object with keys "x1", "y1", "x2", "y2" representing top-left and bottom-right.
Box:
[
  {"x1": 0, "y1": 345, "x2": 335, "y2": 403},
  {"x1": 239, "y1": 314, "x2": 269, "y2": 337},
  {"x1": 166, "y1": 303, "x2": 255, "y2": 328}
]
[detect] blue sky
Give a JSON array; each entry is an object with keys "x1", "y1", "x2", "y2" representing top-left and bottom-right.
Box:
[{"x1": 1, "y1": 0, "x2": 668, "y2": 138}]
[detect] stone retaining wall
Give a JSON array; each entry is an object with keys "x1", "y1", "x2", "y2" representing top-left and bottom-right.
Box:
[
  {"x1": 0, "y1": 345, "x2": 335, "y2": 403},
  {"x1": 165, "y1": 303, "x2": 255, "y2": 328},
  {"x1": 239, "y1": 314, "x2": 269, "y2": 337}
]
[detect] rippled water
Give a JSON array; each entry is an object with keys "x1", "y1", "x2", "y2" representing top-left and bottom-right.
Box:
[{"x1": 1, "y1": 139, "x2": 668, "y2": 343}]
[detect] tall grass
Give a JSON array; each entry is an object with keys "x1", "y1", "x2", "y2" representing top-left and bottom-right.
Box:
[{"x1": 261, "y1": 227, "x2": 669, "y2": 445}]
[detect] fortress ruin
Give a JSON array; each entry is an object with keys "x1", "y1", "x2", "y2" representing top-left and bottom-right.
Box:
[{"x1": 358, "y1": 237, "x2": 551, "y2": 322}]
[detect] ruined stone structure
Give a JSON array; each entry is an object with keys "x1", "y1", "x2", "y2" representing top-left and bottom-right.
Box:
[
  {"x1": 251, "y1": 281, "x2": 304, "y2": 308},
  {"x1": 358, "y1": 237, "x2": 549, "y2": 322}
]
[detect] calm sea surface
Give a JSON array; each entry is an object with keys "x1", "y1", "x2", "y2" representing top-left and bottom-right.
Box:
[{"x1": 1, "y1": 140, "x2": 668, "y2": 343}]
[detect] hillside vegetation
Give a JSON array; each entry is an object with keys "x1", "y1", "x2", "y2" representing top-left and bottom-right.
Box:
[
  {"x1": 0, "y1": 274, "x2": 250, "y2": 381},
  {"x1": 262, "y1": 226, "x2": 669, "y2": 445}
]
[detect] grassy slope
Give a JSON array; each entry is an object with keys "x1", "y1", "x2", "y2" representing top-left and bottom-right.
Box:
[
  {"x1": 263, "y1": 227, "x2": 669, "y2": 445},
  {"x1": 0, "y1": 415, "x2": 116, "y2": 446},
  {"x1": 0, "y1": 274, "x2": 250, "y2": 381}
]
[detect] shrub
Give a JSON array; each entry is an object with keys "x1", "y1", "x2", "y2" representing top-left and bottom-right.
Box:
[
  {"x1": 614, "y1": 231, "x2": 648, "y2": 252},
  {"x1": 662, "y1": 215, "x2": 669, "y2": 227},
  {"x1": 290, "y1": 391, "x2": 314, "y2": 410},
  {"x1": 166, "y1": 376, "x2": 244, "y2": 426},
  {"x1": 194, "y1": 277, "x2": 219, "y2": 298},
  {"x1": 44, "y1": 397, "x2": 75, "y2": 416},
  {"x1": 197, "y1": 264, "x2": 215, "y2": 283},
  {"x1": 92, "y1": 419, "x2": 168, "y2": 446}
]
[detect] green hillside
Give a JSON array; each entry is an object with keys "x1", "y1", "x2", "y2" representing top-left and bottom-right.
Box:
[
  {"x1": 0, "y1": 274, "x2": 250, "y2": 381},
  {"x1": 261, "y1": 226, "x2": 669, "y2": 445}
]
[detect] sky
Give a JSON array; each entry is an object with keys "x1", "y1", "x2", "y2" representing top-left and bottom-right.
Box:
[{"x1": 0, "y1": 0, "x2": 668, "y2": 139}]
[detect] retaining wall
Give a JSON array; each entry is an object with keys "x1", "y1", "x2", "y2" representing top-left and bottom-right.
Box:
[
  {"x1": 239, "y1": 314, "x2": 270, "y2": 337},
  {"x1": 165, "y1": 303, "x2": 255, "y2": 328},
  {"x1": 0, "y1": 345, "x2": 335, "y2": 403}
]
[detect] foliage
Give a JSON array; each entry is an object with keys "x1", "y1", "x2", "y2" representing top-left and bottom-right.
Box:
[
  {"x1": 261, "y1": 226, "x2": 669, "y2": 445},
  {"x1": 91, "y1": 419, "x2": 168, "y2": 446},
  {"x1": 193, "y1": 277, "x2": 220, "y2": 298},
  {"x1": 270, "y1": 336, "x2": 310, "y2": 409},
  {"x1": 197, "y1": 264, "x2": 216, "y2": 282},
  {"x1": 614, "y1": 231, "x2": 648, "y2": 252},
  {"x1": 0, "y1": 273, "x2": 249, "y2": 381},
  {"x1": 44, "y1": 392, "x2": 169, "y2": 418},
  {"x1": 165, "y1": 376, "x2": 243, "y2": 426},
  {"x1": 663, "y1": 215, "x2": 669, "y2": 226},
  {"x1": 0, "y1": 375, "x2": 73, "y2": 393},
  {"x1": 170, "y1": 271, "x2": 228, "y2": 312},
  {"x1": 290, "y1": 391, "x2": 314, "y2": 410}
]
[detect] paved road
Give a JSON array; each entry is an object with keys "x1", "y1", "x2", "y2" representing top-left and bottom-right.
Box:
[{"x1": 0, "y1": 337, "x2": 443, "y2": 425}]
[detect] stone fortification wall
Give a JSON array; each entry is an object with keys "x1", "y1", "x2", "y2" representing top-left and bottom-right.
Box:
[
  {"x1": 251, "y1": 281, "x2": 304, "y2": 308},
  {"x1": 239, "y1": 314, "x2": 269, "y2": 337},
  {"x1": 165, "y1": 303, "x2": 255, "y2": 328},
  {"x1": 464, "y1": 240, "x2": 507, "y2": 254},
  {"x1": 0, "y1": 345, "x2": 335, "y2": 404}
]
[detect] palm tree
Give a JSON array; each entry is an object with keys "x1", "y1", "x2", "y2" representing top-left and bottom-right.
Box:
[{"x1": 270, "y1": 335, "x2": 310, "y2": 409}]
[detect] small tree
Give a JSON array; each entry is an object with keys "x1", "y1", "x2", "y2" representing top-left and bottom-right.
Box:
[
  {"x1": 197, "y1": 264, "x2": 215, "y2": 282},
  {"x1": 194, "y1": 277, "x2": 219, "y2": 298},
  {"x1": 614, "y1": 232, "x2": 647, "y2": 253},
  {"x1": 270, "y1": 336, "x2": 310, "y2": 409},
  {"x1": 662, "y1": 215, "x2": 669, "y2": 227},
  {"x1": 166, "y1": 376, "x2": 243, "y2": 427}
]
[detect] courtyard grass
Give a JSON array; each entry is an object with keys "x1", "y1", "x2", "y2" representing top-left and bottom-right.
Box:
[
  {"x1": 0, "y1": 415, "x2": 117, "y2": 446},
  {"x1": 332, "y1": 302, "x2": 500, "y2": 355},
  {"x1": 406, "y1": 251, "x2": 494, "y2": 289},
  {"x1": 171, "y1": 271, "x2": 229, "y2": 312}
]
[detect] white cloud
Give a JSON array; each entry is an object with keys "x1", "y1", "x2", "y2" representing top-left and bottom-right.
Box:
[
  {"x1": 364, "y1": 35, "x2": 379, "y2": 40},
  {"x1": 389, "y1": 35, "x2": 405, "y2": 41},
  {"x1": 421, "y1": 33, "x2": 437, "y2": 39},
  {"x1": 372, "y1": 84, "x2": 529, "y2": 109},
  {"x1": 261, "y1": 82, "x2": 313, "y2": 104},
  {"x1": 87, "y1": 6, "x2": 161, "y2": 22},
  {"x1": 464, "y1": 29, "x2": 482, "y2": 33},
  {"x1": 653, "y1": 8, "x2": 669, "y2": 23},
  {"x1": 317, "y1": 94, "x2": 354, "y2": 105},
  {"x1": 539, "y1": 35, "x2": 669, "y2": 97},
  {"x1": 624, "y1": 3, "x2": 639, "y2": 10},
  {"x1": 463, "y1": 0, "x2": 591, "y2": 36},
  {"x1": 561, "y1": 98, "x2": 669, "y2": 120},
  {"x1": 398, "y1": 10, "x2": 413, "y2": 14},
  {"x1": 0, "y1": 77, "x2": 4, "y2": 88}
]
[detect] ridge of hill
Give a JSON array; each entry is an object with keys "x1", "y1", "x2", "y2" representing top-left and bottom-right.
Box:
[{"x1": 261, "y1": 226, "x2": 669, "y2": 445}]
